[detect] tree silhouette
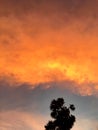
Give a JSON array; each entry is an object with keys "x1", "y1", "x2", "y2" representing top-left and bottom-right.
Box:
[{"x1": 45, "y1": 98, "x2": 76, "y2": 130}]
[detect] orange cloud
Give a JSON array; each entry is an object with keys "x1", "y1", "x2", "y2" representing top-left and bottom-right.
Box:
[{"x1": 0, "y1": 2, "x2": 98, "y2": 96}]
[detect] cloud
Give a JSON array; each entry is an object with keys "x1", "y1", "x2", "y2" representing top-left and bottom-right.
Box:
[
  {"x1": 72, "y1": 118, "x2": 98, "y2": 130},
  {"x1": 0, "y1": 79, "x2": 98, "y2": 130},
  {"x1": 0, "y1": 79, "x2": 98, "y2": 117},
  {"x1": 0, "y1": 111, "x2": 97, "y2": 130},
  {"x1": 0, "y1": 110, "x2": 46, "y2": 130},
  {"x1": 0, "y1": 1, "x2": 98, "y2": 130},
  {"x1": 0, "y1": 0, "x2": 98, "y2": 96}
]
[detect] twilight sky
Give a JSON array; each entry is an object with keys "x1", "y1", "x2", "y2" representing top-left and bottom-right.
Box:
[{"x1": 0, "y1": 0, "x2": 98, "y2": 130}]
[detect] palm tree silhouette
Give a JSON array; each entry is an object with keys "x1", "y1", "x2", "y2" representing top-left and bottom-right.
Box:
[{"x1": 45, "y1": 98, "x2": 76, "y2": 130}]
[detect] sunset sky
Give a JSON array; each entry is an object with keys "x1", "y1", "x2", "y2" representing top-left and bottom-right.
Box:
[{"x1": 0, "y1": 0, "x2": 98, "y2": 130}]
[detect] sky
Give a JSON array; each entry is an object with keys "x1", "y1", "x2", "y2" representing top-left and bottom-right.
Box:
[{"x1": 0, "y1": 0, "x2": 98, "y2": 130}]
